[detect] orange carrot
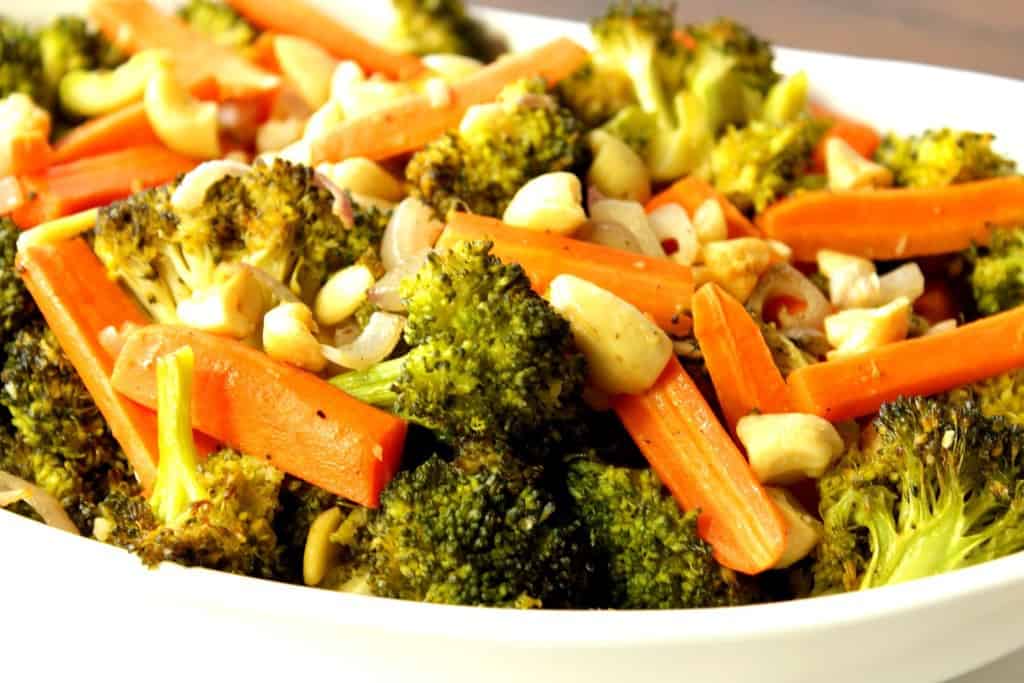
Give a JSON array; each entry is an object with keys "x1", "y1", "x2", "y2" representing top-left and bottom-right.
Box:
[
  {"x1": 759, "y1": 176, "x2": 1024, "y2": 261},
  {"x1": 810, "y1": 103, "x2": 882, "y2": 172},
  {"x1": 645, "y1": 176, "x2": 759, "y2": 238},
  {"x1": 51, "y1": 104, "x2": 158, "y2": 164},
  {"x1": 311, "y1": 37, "x2": 589, "y2": 163},
  {"x1": 246, "y1": 31, "x2": 280, "y2": 73},
  {"x1": 18, "y1": 240, "x2": 198, "y2": 491},
  {"x1": 438, "y1": 213, "x2": 694, "y2": 336},
  {"x1": 111, "y1": 325, "x2": 408, "y2": 507},
  {"x1": 692, "y1": 283, "x2": 793, "y2": 432},
  {"x1": 224, "y1": 0, "x2": 421, "y2": 81},
  {"x1": 9, "y1": 145, "x2": 197, "y2": 228},
  {"x1": 613, "y1": 356, "x2": 787, "y2": 574},
  {"x1": 90, "y1": 0, "x2": 279, "y2": 101},
  {"x1": 788, "y1": 305, "x2": 1024, "y2": 421},
  {"x1": 6, "y1": 132, "x2": 52, "y2": 176}
]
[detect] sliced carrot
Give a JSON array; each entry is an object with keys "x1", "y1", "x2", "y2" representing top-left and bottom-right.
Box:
[
  {"x1": 438, "y1": 213, "x2": 694, "y2": 335},
  {"x1": 809, "y1": 103, "x2": 882, "y2": 172},
  {"x1": 613, "y1": 356, "x2": 787, "y2": 574},
  {"x1": 246, "y1": 31, "x2": 280, "y2": 73},
  {"x1": 9, "y1": 145, "x2": 197, "y2": 228},
  {"x1": 6, "y1": 132, "x2": 52, "y2": 176},
  {"x1": 311, "y1": 37, "x2": 589, "y2": 163},
  {"x1": 90, "y1": 0, "x2": 279, "y2": 101},
  {"x1": 692, "y1": 283, "x2": 793, "y2": 433},
  {"x1": 224, "y1": 0, "x2": 421, "y2": 81},
  {"x1": 52, "y1": 104, "x2": 158, "y2": 164},
  {"x1": 759, "y1": 176, "x2": 1024, "y2": 261},
  {"x1": 17, "y1": 239, "x2": 205, "y2": 492},
  {"x1": 787, "y1": 305, "x2": 1024, "y2": 421},
  {"x1": 111, "y1": 325, "x2": 408, "y2": 507},
  {"x1": 645, "y1": 176, "x2": 759, "y2": 238}
]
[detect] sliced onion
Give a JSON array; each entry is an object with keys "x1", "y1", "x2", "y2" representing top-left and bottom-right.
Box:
[
  {"x1": 0, "y1": 470, "x2": 79, "y2": 535},
  {"x1": 578, "y1": 221, "x2": 645, "y2": 254},
  {"x1": 747, "y1": 263, "x2": 831, "y2": 331},
  {"x1": 380, "y1": 198, "x2": 444, "y2": 272},
  {"x1": 587, "y1": 184, "x2": 608, "y2": 214},
  {"x1": 322, "y1": 312, "x2": 405, "y2": 370},
  {"x1": 171, "y1": 160, "x2": 251, "y2": 212},
  {"x1": 238, "y1": 263, "x2": 301, "y2": 305},
  {"x1": 369, "y1": 249, "x2": 430, "y2": 312},
  {"x1": 313, "y1": 170, "x2": 355, "y2": 227}
]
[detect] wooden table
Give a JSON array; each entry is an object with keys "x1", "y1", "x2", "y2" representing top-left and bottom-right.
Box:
[{"x1": 484, "y1": 0, "x2": 1023, "y2": 80}]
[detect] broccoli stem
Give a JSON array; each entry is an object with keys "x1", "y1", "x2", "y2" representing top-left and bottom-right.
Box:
[
  {"x1": 150, "y1": 346, "x2": 208, "y2": 526},
  {"x1": 330, "y1": 357, "x2": 404, "y2": 409}
]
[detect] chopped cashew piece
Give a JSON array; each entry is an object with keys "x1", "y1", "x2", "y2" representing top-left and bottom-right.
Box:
[
  {"x1": 177, "y1": 265, "x2": 270, "y2": 339},
  {"x1": 766, "y1": 487, "x2": 824, "y2": 569},
  {"x1": 315, "y1": 264, "x2": 375, "y2": 326},
  {"x1": 502, "y1": 172, "x2": 587, "y2": 235},
  {"x1": 878, "y1": 262, "x2": 926, "y2": 304},
  {"x1": 701, "y1": 238, "x2": 779, "y2": 303},
  {"x1": 737, "y1": 413, "x2": 845, "y2": 484},
  {"x1": 692, "y1": 198, "x2": 728, "y2": 244},
  {"x1": 303, "y1": 506, "x2": 344, "y2": 587},
  {"x1": 303, "y1": 100, "x2": 345, "y2": 146},
  {"x1": 274, "y1": 35, "x2": 338, "y2": 109},
  {"x1": 826, "y1": 137, "x2": 894, "y2": 191},
  {"x1": 647, "y1": 203, "x2": 699, "y2": 265},
  {"x1": 589, "y1": 199, "x2": 665, "y2": 257},
  {"x1": 263, "y1": 303, "x2": 327, "y2": 372},
  {"x1": 144, "y1": 64, "x2": 220, "y2": 159},
  {"x1": 925, "y1": 318, "x2": 958, "y2": 336},
  {"x1": 547, "y1": 274, "x2": 672, "y2": 395},
  {"x1": 817, "y1": 249, "x2": 880, "y2": 309},
  {"x1": 316, "y1": 158, "x2": 405, "y2": 203},
  {"x1": 330, "y1": 61, "x2": 366, "y2": 101},
  {"x1": 586, "y1": 130, "x2": 652, "y2": 203},
  {"x1": 825, "y1": 296, "x2": 912, "y2": 360},
  {"x1": 60, "y1": 50, "x2": 170, "y2": 117}
]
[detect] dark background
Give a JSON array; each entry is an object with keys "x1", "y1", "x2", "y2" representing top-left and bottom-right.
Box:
[{"x1": 483, "y1": 0, "x2": 1024, "y2": 80}]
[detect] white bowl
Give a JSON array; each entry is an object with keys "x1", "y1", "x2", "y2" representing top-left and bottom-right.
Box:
[{"x1": 3, "y1": 3, "x2": 1024, "y2": 681}]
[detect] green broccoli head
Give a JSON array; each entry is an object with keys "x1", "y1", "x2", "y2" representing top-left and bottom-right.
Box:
[
  {"x1": 710, "y1": 117, "x2": 826, "y2": 214},
  {"x1": 814, "y1": 396, "x2": 1024, "y2": 594},
  {"x1": 178, "y1": 0, "x2": 258, "y2": 49},
  {"x1": 950, "y1": 369, "x2": 1024, "y2": 426},
  {"x1": 967, "y1": 226, "x2": 1024, "y2": 316},
  {"x1": 406, "y1": 78, "x2": 586, "y2": 218},
  {"x1": 333, "y1": 240, "x2": 586, "y2": 447},
  {"x1": 566, "y1": 456, "x2": 752, "y2": 609},
  {"x1": 364, "y1": 451, "x2": 591, "y2": 607},
  {"x1": 0, "y1": 18, "x2": 46, "y2": 106},
  {"x1": 557, "y1": 59, "x2": 638, "y2": 129},
  {"x1": 0, "y1": 322, "x2": 137, "y2": 532},
  {"x1": 390, "y1": 0, "x2": 500, "y2": 62},
  {"x1": 0, "y1": 217, "x2": 37, "y2": 348},
  {"x1": 875, "y1": 129, "x2": 1017, "y2": 189},
  {"x1": 685, "y1": 17, "x2": 780, "y2": 95},
  {"x1": 38, "y1": 16, "x2": 125, "y2": 103}
]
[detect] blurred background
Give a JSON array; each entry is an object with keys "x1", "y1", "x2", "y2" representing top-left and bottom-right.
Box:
[{"x1": 484, "y1": 0, "x2": 1023, "y2": 79}]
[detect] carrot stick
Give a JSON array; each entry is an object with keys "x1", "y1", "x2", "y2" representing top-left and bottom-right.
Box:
[
  {"x1": 90, "y1": 0, "x2": 279, "y2": 101},
  {"x1": 645, "y1": 176, "x2": 759, "y2": 238},
  {"x1": 809, "y1": 103, "x2": 881, "y2": 172},
  {"x1": 6, "y1": 132, "x2": 52, "y2": 176},
  {"x1": 224, "y1": 0, "x2": 421, "y2": 81},
  {"x1": 787, "y1": 305, "x2": 1024, "y2": 421},
  {"x1": 111, "y1": 325, "x2": 409, "y2": 507},
  {"x1": 613, "y1": 356, "x2": 787, "y2": 574},
  {"x1": 9, "y1": 144, "x2": 197, "y2": 228},
  {"x1": 18, "y1": 240, "x2": 178, "y2": 491},
  {"x1": 759, "y1": 176, "x2": 1024, "y2": 261},
  {"x1": 51, "y1": 104, "x2": 159, "y2": 164},
  {"x1": 311, "y1": 37, "x2": 589, "y2": 163},
  {"x1": 692, "y1": 283, "x2": 793, "y2": 432},
  {"x1": 438, "y1": 213, "x2": 694, "y2": 336}
]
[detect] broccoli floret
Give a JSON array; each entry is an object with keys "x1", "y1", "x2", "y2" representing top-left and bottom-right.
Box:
[
  {"x1": 709, "y1": 117, "x2": 826, "y2": 214},
  {"x1": 38, "y1": 16, "x2": 125, "y2": 105},
  {"x1": 0, "y1": 217, "x2": 37, "y2": 349},
  {"x1": 967, "y1": 226, "x2": 1024, "y2": 316},
  {"x1": 332, "y1": 240, "x2": 586, "y2": 447},
  {"x1": 950, "y1": 369, "x2": 1024, "y2": 425},
  {"x1": 557, "y1": 60, "x2": 637, "y2": 129},
  {"x1": 0, "y1": 18, "x2": 46, "y2": 106},
  {"x1": 685, "y1": 17, "x2": 780, "y2": 95},
  {"x1": 406, "y1": 79, "x2": 586, "y2": 218},
  {"x1": 93, "y1": 160, "x2": 389, "y2": 323},
  {"x1": 178, "y1": 0, "x2": 258, "y2": 49},
  {"x1": 0, "y1": 322, "x2": 136, "y2": 532},
  {"x1": 566, "y1": 456, "x2": 752, "y2": 609},
  {"x1": 390, "y1": 0, "x2": 500, "y2": 62},
  {"x1": 875, "y1": 129, "x2": 1017, "y2": 189},
  {"x1": 361, "y1": 450, "x2": 591, "y2": 607},
  {"x1": 814, "y1": 396, "x2": 1024, "y2": 594}
]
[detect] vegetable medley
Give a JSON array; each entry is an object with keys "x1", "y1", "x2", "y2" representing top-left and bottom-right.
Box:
[{"x1": 3, "y1": 0, "x2": 1024, "y2": 610}]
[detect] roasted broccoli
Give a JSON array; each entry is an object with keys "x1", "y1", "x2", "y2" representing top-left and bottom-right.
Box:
[
  {"x1": 390, "y1": 0, "x2": 499, "y2": 62},
  {"x1": 875, "y1": 129, "x2": 1017, "y2": 189},
  {"x1": 950, "y1": 369, "x2": 1024, "y2": 425},
  {"x1": 684, "y1": 17, "x2": 780, "y2": 95},
  {"x1": 93, "y1": 160, "x2": 390, "y2": 323},
  {"x1": 814, "y1": 396, "x2": 1024, "y2": 594},
  {"x1": 0, "y1": 322, "x2": 136, "y2": 532},
  {"x1": 39, "y1": 16, "x2": 125, "y2": 102},
  {"x1": 566, "y1": 456, "x2": 752, "y2": 609},
  {"x1": 0, "y1": 18, "x2": 45, "y2": 105},
  {"x1": 405, "y1": 79, "x2": 586, "y2": 218},
  {"x1": 332, "y1": 240, "x2": 586, "y2": 447},
  {"x1": 557, "y1": 60, "x2": 637, "y2": 129},
  {"x1": 967, "y1": 226, "x2": 1024, "y2": 316},
  {"x1": 709, "y1": 117, "x2": 826, "y2": 214},
  {"x1": 0, "y1": 217, "x2": 36, "y2": 350},
  {"x1": 178, "y1": 0, "x2": 258, "y2": 49}
]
